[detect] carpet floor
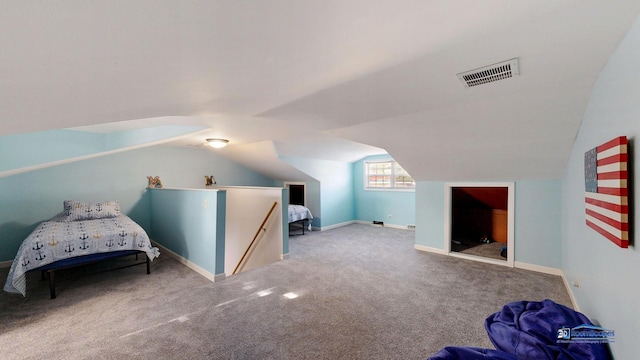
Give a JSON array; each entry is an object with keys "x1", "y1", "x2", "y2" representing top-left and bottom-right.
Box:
[
  {"x1": 453, "y1": 240, "x2": 506, "y2": 260},
  {"x1": 0, "y1": 224, "x2": 572, "y2": 359}
]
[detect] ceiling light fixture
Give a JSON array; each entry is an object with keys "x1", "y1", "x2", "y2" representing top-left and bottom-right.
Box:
[{"x1": 206, "y1": 138, "x2": 229, "y2": 149}]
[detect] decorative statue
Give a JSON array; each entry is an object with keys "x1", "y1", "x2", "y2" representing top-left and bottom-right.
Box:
[
  {"x1": 147, "y1": 176, "x2": 163, "y2": 188},
  {"x1": 205, "y1": 175, "x2": 216, "y2": 186}
]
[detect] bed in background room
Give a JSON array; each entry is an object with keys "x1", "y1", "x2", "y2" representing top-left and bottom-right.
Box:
[
  {"x1": 288, "y1": 204, "x2": 313, "y2": 235},
  {"x1": 3, "y1": 200, "x2": 159, "y2": 298}
]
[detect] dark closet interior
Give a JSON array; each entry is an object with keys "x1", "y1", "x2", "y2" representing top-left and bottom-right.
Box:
[
  {"x1": 451, "y1": 187, "x2": 508, "y2": 259},
  {"x1": 289, "y1": 184, "x2": 305, "y2": 205}
]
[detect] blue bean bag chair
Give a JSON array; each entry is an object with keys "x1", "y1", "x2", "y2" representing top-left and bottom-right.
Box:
[
  {"x1": 428, "y1": 299, "x2": 611, "y2": 360},
  {"x1": 484, "y1": 299, "x2": 611, "y2": 360}
]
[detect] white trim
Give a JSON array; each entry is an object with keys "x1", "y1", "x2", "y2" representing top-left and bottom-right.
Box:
[
  {"x1": 364, "y1": 160, "x2": 416, "y2": 191},
  {"x1": 320, "y1": 220, "x2": 356, "y2": 231},
  {"x1": 514, "y1": 261, "x2": 563, "y2": 276},
  {"x1": 150, "y1": 187, "x2": 222, "y2": 192},
  {"x1": 152, "y1": 241, "x2": 225, "y2": 283},
  {"x1": 354, "y1": 220, "x2": 414, "y2": 230},
  {"x1": 448, "y1": 252, "x2": 512, "y2": 267},
  {"x1": 561, "y1": 272, "x2": 580, "y2": 311},
  {"x1": 444, "y1": 182, "x2": 515, "y2": 267},
  {"x1": 383, "y1": 223, "x2": 415, "y2": 230},
  {"x1": 364, "y1": 188, "x2": 415, "y2": 193},
  {"x1": 514, "y1": 262, "x2": 580, "y2": 310},
  {"x1": 414, "y1": 244, "x2": 447, "y2": 255},
  {"x1": 214, "y1": 185, "x2": 283, "y2": 190},
  {"x1": 416, "y1": 246, "x2": 580, "y2": 310},
  {"x1": 0, "y1": 260, "x2": 12, "y2": 268}
]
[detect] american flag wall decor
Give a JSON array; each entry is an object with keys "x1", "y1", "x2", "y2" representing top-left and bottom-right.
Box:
[{"x1": 584, "y1": 136, "x2": 629, "y2": 248}]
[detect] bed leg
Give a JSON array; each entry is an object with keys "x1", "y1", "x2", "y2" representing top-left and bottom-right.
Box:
[{"x1": 49, "y1": 271, "x2": 56, "y2": 299}]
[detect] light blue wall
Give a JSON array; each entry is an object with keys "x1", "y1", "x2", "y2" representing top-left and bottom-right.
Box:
[
  {"x1": 414, "y1": 180, "x2": 562, "y2": 269},
  {"x1": 0, "y1": 125, "x2": 205, "y2": 175},
  {"x1": 515, "y1": 180, "x2": 562, "y2": 268},
  {"x1": 322, "y1": 162, "x2": 354, "y2": 226},
  {"x1": 561, "y1": 15, "x2": 640, "y2": 359},
  {"x1": 353, "y1": 155, "x2": 415, "y2": 227},
  {"x1": 281, "y1": 188, "x2": 289, "y2": 254},
  {"x1": 274, "y1": 179, "x2": 322, "y2": 228},
  {"x1": 415, "y1": 181, "x2": 446, "y2": 249},
  {"x1": 215, "y1": 191, "x2": 227, "y2": 273},
  {"x1": 150, "y1": 188, "x2": 226, "y2": 276},
  {"x1": 0, "y1": 129, "x2": 104, "y2": 172},
  {"x1": 0, "y1": 145, "x2": 274, "y2": 262},
  {"x1": 305, "y1": 181, "x2": 322, "y2": 227},
  {"x1": 279, "y1": 156, "x2": 354, "y2": 228}
]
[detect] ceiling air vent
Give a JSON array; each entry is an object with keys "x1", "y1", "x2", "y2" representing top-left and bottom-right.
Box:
[{"x1": 457, "y1": 58, "x2": 519, "y2": 88}]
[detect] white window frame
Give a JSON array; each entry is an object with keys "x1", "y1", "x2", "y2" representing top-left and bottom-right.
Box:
[{"x1": 364, "y1": 160, "x2": 415, "y2": 192}]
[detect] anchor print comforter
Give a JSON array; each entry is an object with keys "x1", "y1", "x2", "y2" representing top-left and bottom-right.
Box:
[
  {"x1": 3, "y1": 214, "x2": 159, "y2": 296},
  {"x1": 287, "y1": 205, "x2": 313, "y2": 223}
]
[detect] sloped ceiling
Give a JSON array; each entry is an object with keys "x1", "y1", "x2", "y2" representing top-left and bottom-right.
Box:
[{"x1": 1, "y1": 1, "x2": 639, "y2": 181}]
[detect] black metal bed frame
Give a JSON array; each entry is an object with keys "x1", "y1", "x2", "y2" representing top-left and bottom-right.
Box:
[
  {"x1": 289, "y1": 219, "x2": 309, "y2": 235},
  {"x1": 32, "y1": 250, "x2": 150, "y2": 299}
]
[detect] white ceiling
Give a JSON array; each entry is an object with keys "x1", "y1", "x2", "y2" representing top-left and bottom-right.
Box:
[{"x1": 2, "y1": 1, "x2": 639, "y2": 181}]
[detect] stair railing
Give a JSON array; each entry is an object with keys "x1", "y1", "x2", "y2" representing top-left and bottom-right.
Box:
[{"x1": 233, "y1": 201, "x2": 278, "y2": 275}]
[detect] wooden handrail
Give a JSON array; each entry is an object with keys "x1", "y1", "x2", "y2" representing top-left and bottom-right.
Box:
[{"x1": 233, "y1": 201, "x2": 278, "y2": 275}]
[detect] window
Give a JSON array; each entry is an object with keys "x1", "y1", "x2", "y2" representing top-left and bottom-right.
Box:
[{"x1": 365, "y1": 161, "x2": 415, "y2": 190}]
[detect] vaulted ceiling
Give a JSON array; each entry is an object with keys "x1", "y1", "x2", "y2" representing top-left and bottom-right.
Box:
[{"x1": 2, "y1": 1, "x2": 639, "y2": 181}]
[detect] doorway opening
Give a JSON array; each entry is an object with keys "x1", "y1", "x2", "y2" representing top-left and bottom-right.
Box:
[
  {"x1": 284, "y1": 182, "x2": 306, "y2": 206},
  {"x1": 444, "y1": 182, "x2": 514, "y2": 267}
]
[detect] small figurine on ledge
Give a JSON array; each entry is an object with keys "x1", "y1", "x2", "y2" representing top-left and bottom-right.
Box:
[
  {"x1": 147, "y1": 176, "x2": 163, "y2": 189},
  {"x1": 205, "y1": 175, "x2": 216, "y2": 187}
]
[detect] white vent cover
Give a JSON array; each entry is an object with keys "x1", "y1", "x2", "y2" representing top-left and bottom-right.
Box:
[{"x1": 457, "y1": 58, "x2": 519, "y2": 88}]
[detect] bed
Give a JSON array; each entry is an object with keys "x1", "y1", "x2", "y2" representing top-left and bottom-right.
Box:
[
  {"x1": 3, "y1": 200, "x2": 159, "y2": 298},
  {"x1": 288, "y1": 204, "x2": 313, "y2": 235}
]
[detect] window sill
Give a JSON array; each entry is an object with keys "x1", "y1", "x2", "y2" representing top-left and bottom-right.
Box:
[{"x1": 364, "y1": 188, "x2": 415, "y2": 193}]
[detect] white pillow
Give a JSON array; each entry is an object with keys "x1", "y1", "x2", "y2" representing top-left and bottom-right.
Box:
[{"x1": 61, "y1": 200, "x2": 121, "y2": 222}]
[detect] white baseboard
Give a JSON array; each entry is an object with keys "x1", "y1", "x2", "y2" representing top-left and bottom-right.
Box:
[
  {"x1": 384, "y1": 223, "x2": 414, "y2": 230},
  {"x1": 320, "y1": 220, "x2": 356, "y2": 231},
  {"x1": 281, "y1": 253, "x2": 289, "y2": 260},
  {"x1": 354, "y1": 220, "x2": 414, "y2": 230},
  {"x1": 415, "y1": 249, "x2": 579, "y2": 310},
  {"x1": 313, "y1": 220, "x2": 415, "y2": 232},
  {"x1": 355, "y1": 220, "x2": 376, "y2": 226},
  {"x1": 561, "y1": 272, "x2": 580, "y2": 311},
  {"x1": 515, "y1": 261, "x2": 579, "y2": 310},
  {"x1": 514, "y1": 261, "x2": 563, "y2": 276},
  {"x1": 152, "y1": 241, "x2": 225, "y2": 283},
  {"x1": 0, "y1": 260, "x2": 12, "y2": 268},
  {"x1": 414, "y1": 244, "x2": 447, "y2": 255}
]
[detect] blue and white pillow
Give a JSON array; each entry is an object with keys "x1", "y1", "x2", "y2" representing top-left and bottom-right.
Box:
[{"x1": 61, "y1": 200, "x2": 121, "y2": 222}]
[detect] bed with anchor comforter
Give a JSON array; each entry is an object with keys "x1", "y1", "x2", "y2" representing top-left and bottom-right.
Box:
[{"x1": 4, "y1": 201, "x2": 159, "y2": 296}]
